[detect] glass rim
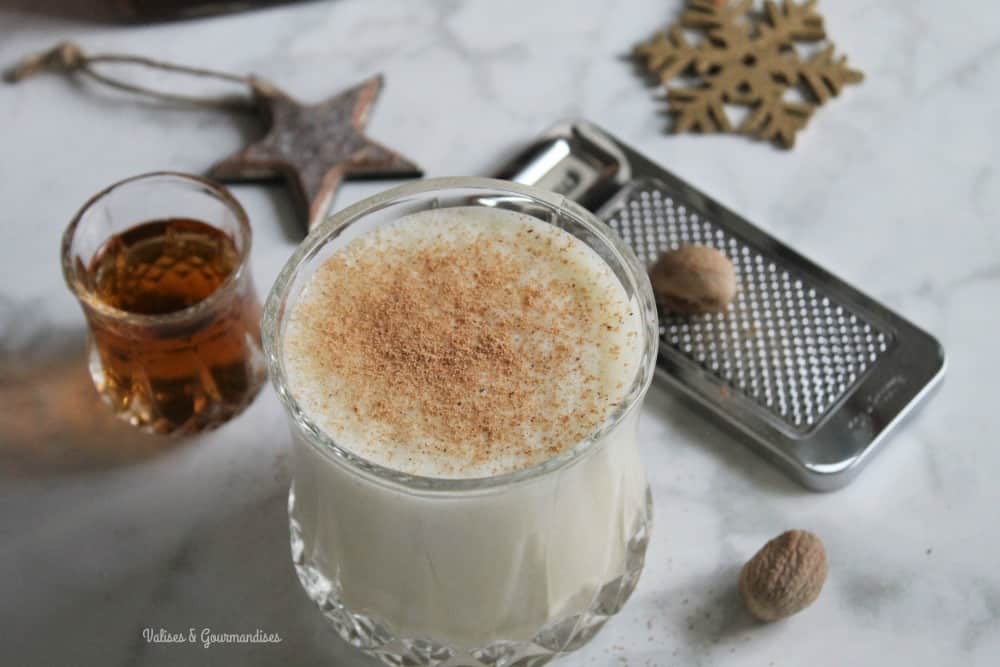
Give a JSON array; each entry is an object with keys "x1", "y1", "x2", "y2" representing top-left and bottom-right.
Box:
[
  {"x1": 61, "y1": 171, "x2": 253, "y2": 326},
  {"x1": 263, "y1": 177, "x2": 659, "y2": 494}
]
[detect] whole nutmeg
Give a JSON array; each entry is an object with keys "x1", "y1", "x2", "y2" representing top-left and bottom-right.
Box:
[
  {"x1": 649, "y1": 244, "x2": 736, "y2": 315},
  {"x1": 739, "y1": 529, "x2": 827, "y2": 622}
]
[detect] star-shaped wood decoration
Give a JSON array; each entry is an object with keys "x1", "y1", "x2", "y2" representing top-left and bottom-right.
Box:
[{"x1": 208, "y1": 75, "x2": 422, "y2": 231}]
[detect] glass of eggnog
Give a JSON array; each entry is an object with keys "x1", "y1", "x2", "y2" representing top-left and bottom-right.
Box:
[{"x1": 263, "y1": 178, "x2": 658, "y2": 666}]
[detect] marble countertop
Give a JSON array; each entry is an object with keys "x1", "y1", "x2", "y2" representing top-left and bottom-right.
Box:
[{"x1": 2, "y1": 1, "x2": 998, "y2": 665}]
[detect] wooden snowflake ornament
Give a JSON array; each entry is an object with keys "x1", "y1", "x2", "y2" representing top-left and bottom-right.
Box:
[{"x1": 634, "y1": 0, "x2": 863, "y2": 148}]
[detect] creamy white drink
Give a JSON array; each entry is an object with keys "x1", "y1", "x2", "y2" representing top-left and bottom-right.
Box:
[{"x1": 282, "y1": 205, "x2": 650, "y2": 649}]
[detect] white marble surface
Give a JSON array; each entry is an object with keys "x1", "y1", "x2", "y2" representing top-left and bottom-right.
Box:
[{"x1": 2, "y1": 1, "x2": 999, "y2": 665}]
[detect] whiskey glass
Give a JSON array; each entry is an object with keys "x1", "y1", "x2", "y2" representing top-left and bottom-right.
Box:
[
  {"x1": 62, "y1": 172, "x2": 266, "y2": 435},
  {"x1": 263, "y1": 178, "x2": 659, "y2": 666}
]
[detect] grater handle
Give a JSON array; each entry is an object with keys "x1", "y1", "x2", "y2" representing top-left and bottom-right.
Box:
[{"x1": 495, "y1": 121, "x2": 631, "y2": 211}]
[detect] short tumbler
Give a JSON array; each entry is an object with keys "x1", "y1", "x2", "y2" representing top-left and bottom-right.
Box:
[
  {"x1": 263, "y1": 178, "x2": 659, "y2": 666},
  {"x1": 62, "y1": 172, "x2": 266, "y2": 435}
]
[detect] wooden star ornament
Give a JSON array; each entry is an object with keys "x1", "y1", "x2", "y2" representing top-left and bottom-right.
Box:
[{"x1": 209, "y1": 75, "x2": 422, "y2": 231}]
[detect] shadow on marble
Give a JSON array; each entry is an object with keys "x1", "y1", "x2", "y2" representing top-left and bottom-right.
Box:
[
  {"x1": 245, "y1": 181, "x2": 307, "y2": 243},
  {"x1": 124, "y1": 489, "x2": 381, "y2": 667},
  {"x1": 0, "y1": 0, "x2": 319, "y2": 24},
  {"x1": 7, "y1": 485, "x2": 380, "y2": 667},
  {"x1": 0, "y1": 0, "x2": 119, "y2": 22},
  {"x1": 0, "y1": 330, "x2": 196, "y2": 478},
  {"x1": 643, "y1": 381, "x2": 806, "y2": 498}
]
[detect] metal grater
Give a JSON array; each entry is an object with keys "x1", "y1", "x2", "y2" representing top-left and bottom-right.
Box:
[{"x1": 495, "y1": 120, "x2": 946, "y2": 491}]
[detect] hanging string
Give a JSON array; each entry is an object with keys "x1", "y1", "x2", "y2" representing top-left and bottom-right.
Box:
[{"x1": 4, "y1": 41, "x2": 259, "y2": 112}]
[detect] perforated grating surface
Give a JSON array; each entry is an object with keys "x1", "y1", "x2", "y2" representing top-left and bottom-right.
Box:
[{"x1": 605, "y1": 181, "x2": 893, "y2": 433}]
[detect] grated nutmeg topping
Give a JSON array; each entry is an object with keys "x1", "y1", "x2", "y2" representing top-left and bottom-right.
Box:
[{"x1": 283, "y1": 207, "x2": 641, "y2": 478}]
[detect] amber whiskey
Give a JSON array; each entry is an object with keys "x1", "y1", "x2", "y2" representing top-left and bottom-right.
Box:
[
  {"x1": 84, "y1": 218, "x2": 264, "y2": 434},
  {"x1": 110, "y1": 1, "x2": 303, "y2": 22}
]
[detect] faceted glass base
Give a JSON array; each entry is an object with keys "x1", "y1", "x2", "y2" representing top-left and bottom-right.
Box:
[
  {"x1": 289, "y1": 487, "x2": 652, "y2": 667},
  {"x1": 88, "y1": 337, "x2": 266, "y2": 436}
]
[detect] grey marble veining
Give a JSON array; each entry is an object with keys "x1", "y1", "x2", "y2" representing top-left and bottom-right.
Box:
[{"x1": 1, "y1": 1, "x2": 999, "y2": 665}]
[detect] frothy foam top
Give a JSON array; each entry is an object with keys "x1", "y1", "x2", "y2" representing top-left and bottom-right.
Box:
[{"x1": 283, "y1": 206, "x2": 642, "y2": 478}]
